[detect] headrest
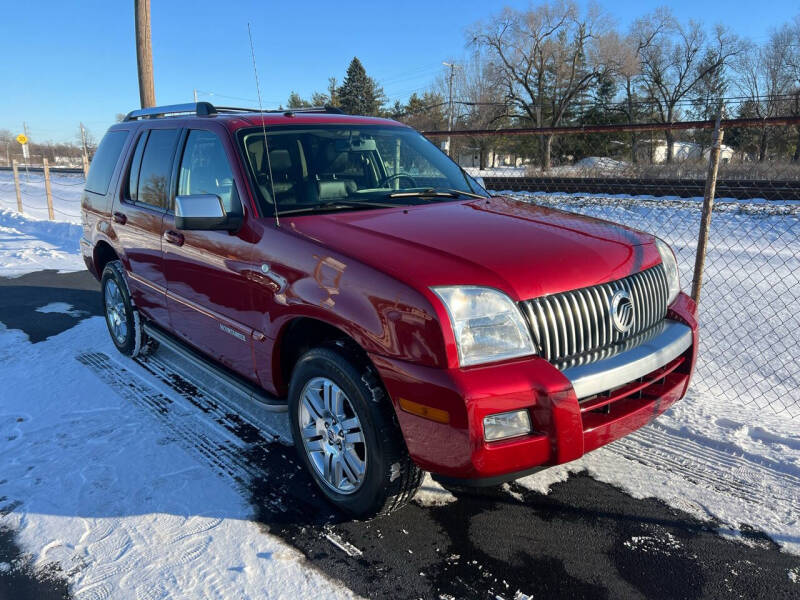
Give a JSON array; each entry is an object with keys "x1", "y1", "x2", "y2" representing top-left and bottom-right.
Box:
[{"x1": 269, "y1": 149, "x2": 292, "y2": 173}]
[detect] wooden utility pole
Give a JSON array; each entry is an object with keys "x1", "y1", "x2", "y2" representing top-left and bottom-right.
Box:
[
  {"x1": 691, "y1": 107, "x2": 724, "y2": 304},
  {"x1": 43, "y1": 158, "x2": 54, "y2": 221},
  {"x1": 134, "y1": 0, "x2": 156, "y2": 108},
  {"x1": 11, "y1": 160, "x2": 22, "y2": 214},
  {"x1": 442, "y1": 62, "x2": 460, "y2": 157}
]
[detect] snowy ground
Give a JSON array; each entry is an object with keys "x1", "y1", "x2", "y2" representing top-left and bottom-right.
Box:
[
  {"x1": 0, "y1": 171, "x2": 84, "y2": 277},
  {"x1": 0, "y1": 175, "x2": 798, "y2": 597}
]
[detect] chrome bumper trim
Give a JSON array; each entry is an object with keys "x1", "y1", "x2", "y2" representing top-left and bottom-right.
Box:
[{"x1": 562, "y1": 320, "x2": 692, "y2": 400}]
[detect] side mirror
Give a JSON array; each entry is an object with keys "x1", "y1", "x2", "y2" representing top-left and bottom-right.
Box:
[{"x1": 175, "y1": 194, "x2": 241, "y2": 231}]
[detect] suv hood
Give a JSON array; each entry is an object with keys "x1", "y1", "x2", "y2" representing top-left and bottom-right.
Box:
[{"x1": 287, "y1": 196, "x2": 661, "y2": 301}]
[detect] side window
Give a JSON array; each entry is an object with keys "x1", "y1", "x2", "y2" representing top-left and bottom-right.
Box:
[
  {"x1": 178, "y1": 130, "x2": 241, "y2": 214},
  {"x1": 126, "y1": 131, "x2": 148, "y2": 202},
  {"x1": 85, "y1": 130, "x2": 129, "y2": 195},
  {"x1": 136, "y1": 129, "x2": 179, "y2": 210}
]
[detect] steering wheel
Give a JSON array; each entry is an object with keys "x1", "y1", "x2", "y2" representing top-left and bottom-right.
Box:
[{"x1": 379, "y1": 173, "x2": 417, "y2": 188}]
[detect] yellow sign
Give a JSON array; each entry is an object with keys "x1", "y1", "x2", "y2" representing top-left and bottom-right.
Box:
[{"x1": 16, "y1": 134, "x2": 28, "y2": 145}]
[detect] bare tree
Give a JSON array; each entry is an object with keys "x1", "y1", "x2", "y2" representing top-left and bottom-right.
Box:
[
  {"x1": 639, "y1": 19, "x2": 743, "y2": 162},
  {"x1": 453, "y1": 53, "x2": 510, "y2": 168},
  {"x1": 733, "y1": 26, "x2": 795, "y2": 161},
  {"x1": 470, "y1": 1, "x2": 619, "y2": 170}
]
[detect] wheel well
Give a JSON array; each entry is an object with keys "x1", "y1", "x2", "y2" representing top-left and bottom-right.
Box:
[
  {"x1": 278, "y1": 317, "x2": 368, "y2": 394},
  {"x1": 93, "y1": 241, "x2": 118, "y2": 277}
]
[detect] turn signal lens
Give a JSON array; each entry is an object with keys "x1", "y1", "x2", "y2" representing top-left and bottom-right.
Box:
[{"x1": 483, "y1": 409, "x2": 532, "y2": 441}]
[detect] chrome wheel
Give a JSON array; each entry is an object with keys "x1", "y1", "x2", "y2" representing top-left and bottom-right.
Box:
[
  {"x1": 298, "y1": 376, "x2": 366, "y2": 494},
  {"x1": 104, "y1": 278, "x2": 128, "y2": 344}
]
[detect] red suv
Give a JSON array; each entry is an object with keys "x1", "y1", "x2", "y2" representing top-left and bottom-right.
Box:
[{"x1": 81, "y1": 102, "x2": 697, "y2": 517}]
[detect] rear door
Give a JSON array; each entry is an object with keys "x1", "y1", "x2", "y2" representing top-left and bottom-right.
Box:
[
  {"x1": 113, "y1": 127, "x2": 180, "y2": 326},
  {"x1": 112, "y1": 128, "x2": 180, "y2": 325},
  {"x1": 162, "y1": 127, "x2": 259, "y2": 381}
]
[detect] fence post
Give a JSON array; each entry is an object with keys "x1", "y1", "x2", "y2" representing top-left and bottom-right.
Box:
[
  {"x1": 691, "y1": 109, "x2": 724, "y2": 304},
  {"x1": 12, "y1": 159, "x2": 23, "y2": 214},
  {"x1": 43, "y1": 158, "x2": 55, "y2": 221}
]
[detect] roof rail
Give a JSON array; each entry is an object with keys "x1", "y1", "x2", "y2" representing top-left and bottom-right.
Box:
[
  {"x1": 123, "y1": 102, "x2": 218, "y2": 121},
  {"x1": 123, "y1": 102, "x2": 345, "y2": 122}
]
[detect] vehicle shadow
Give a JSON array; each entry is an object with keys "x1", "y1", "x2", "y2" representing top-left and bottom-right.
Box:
[{"x1": 0, "y1": 270, "x2": 100, "y2": 342}]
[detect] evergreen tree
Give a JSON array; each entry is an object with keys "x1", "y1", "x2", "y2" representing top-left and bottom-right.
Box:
[
  {"x1": 337, "y1": 57, "x2": 384, "y2": 116},
  {"x1": 287, "y1": 92, "x2": 311, "y2": 109}
]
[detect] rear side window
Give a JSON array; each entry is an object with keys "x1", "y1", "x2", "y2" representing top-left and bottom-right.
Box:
[
  {"x1": 136, "y1": 129, "x2": 179, "y2": 209},
  {"x1": 85, "y1": 130, "x2": 129, "y2": 195},
  {"x1": 127, "y1": 131, "x2": 148, "y2": 202}
]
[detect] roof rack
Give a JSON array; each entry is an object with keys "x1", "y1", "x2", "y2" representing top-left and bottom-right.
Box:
[{"x1": 123, "y1": 102, "x2": 344, "y2": 121}]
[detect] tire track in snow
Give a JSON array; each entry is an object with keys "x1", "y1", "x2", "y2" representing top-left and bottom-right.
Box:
[{"x1": 606, "y1": 423, "x2": 800, "y2": 514}]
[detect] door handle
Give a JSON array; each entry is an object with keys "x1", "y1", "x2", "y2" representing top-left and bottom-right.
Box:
[
  {"x1": 112, "y1": 211, "x2": 127, "y2": 225},
  {"x1": 163, "y1": 230, "x2": 185, "y2": 246}
]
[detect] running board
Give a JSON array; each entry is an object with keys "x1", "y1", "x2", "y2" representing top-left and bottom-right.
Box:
[{"x1": 142, "y1": 322, "x2": 288, "y2": 412}]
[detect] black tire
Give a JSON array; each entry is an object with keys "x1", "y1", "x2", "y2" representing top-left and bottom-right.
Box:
[
  {"x1": 288, "y1": 344, "x2": 423, "y2": 518},
  {"x1": 101, "y1": 260, "x2": 151, "y2": 357}
]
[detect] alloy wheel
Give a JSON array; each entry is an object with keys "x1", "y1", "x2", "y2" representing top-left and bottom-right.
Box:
[
  {"x1": 104, "y1": 279, "x2": 128, "y2": 344},
  {"x1": 298, "y1": 376, "x2": 367, "y2": 494}
]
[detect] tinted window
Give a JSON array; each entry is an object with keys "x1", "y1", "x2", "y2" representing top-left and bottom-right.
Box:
[
  {"x1": 85, "y1": 130, "x2": 129, "y2": 195},
  {"x1": 126, "y1": 131, "x2": 148, "y2": 202},
  {"x1": 178, "y1": 130, "x2": 240, "y2": 214},
  {"x1": 137, "y1": 129, "x2": 179, "y2": 209},
  {"x1": 240, "y1": 125, "x2": 482, "y2": 214}
]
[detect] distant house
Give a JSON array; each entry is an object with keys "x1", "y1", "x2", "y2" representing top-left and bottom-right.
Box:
[
  {"x1": 637, "y1": 140, "x2": 734, "y2": 164},
  {"x1": 457, "y1": 148, "x2": 527, "y2": 169}
]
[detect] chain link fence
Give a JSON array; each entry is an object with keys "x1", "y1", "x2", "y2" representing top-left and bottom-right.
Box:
[{"x1": 427, "y1": 117, "x2": 800, "y2": 418}]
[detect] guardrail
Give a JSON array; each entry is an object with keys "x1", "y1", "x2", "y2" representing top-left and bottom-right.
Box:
[{"x1": 0, "y1": 165, "x2": 85, "y2": 174}]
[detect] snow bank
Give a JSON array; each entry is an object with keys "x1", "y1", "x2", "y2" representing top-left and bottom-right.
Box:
[
  {"x1": 0, "y1": 208, "x2": 84, "y2": 276},
  {"x1": 0, "y1": 171, "x2": 83, "y2": 224}
]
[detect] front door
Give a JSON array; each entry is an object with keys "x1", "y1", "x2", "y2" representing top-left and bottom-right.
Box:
[
  {"x1": 163, "y1": 128, "x2": 258, "y2": 381},
  {"x1": 113, "y1": 127, "x2": 180, "y2": 326}
]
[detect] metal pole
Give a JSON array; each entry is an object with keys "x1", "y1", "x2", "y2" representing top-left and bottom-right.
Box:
[
  {"x1": 12, "y1": 160, "x2": 22, "y2": 214},
  {"x1": 80, "y1": 122, "x2": 90, "y2": 178},
  {"x1": 193, "y1": 89, "x2": 198, "y2": 103},
  {"x1": 691, "y1": 107, "x2": 724, "y2": 304},
  {"x1": 134, "y1": 0, "x2": 156, "y2": 108},
  {"x1": 22, "y1": 121, "x2": 30, "y2": 182},
  {"x1": 43, "y1": 158, "x2": 54, "y2": 221}
]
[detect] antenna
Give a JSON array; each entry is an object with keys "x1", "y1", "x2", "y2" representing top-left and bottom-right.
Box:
[{"x1": 247, "y1": 23, "x2": 280, "y2": 227}]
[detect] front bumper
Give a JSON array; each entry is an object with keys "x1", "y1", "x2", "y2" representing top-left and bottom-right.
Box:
[{"x1": 372, "y1": 292, "x2": 698, "y2": 483}]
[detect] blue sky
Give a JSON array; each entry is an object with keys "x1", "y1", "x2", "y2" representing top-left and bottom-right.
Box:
[{"x1": 0, "y1": 0, "x2": 796, "y2": 143}]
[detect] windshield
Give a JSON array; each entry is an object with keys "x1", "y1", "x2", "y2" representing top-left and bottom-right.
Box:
[{"x1": 239, "y1": 125, "x2": 487, "y2": 215}]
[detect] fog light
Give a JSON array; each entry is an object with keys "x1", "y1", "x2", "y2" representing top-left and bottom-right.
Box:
[{"x1": 483, "y1": 409, "x2": 531, "y2": 441}]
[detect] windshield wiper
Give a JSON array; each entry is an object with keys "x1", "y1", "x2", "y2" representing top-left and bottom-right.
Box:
[
  {"x1": 277, "y1": 199, "x2": 400, "y2": 216},
  {"x1": 384, "y1": 188, "x2": 487, "y2": 200}
]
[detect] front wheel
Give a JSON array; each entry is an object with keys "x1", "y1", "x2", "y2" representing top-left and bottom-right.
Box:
[{"x1": 288, "y1": 345, "x2": 422, "y2": 517}]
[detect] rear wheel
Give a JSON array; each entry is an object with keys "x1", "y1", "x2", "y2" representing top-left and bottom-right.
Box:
[
  {"x1": 288, "y1": 345, "x2": 422, "y2": 517},
  {"x1": 101, "y1": 260, "x2": 151, "y2": 357}
]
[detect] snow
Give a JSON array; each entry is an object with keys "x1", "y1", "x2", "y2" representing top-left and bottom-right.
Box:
[
  {"x1": 0, "y1": 318, "x2": 359, "y2": 600},
  {"x1": 0, "y1": 182, "x2": 798, "y2": 597},
  {"x1": 35, "y1": 302, "x2": 87, "y2": 317},
  {"x1": 0, "y1": 171, "x2": 84, "y2": 277}
]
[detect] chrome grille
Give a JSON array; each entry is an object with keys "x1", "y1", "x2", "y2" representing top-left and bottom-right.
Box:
[{"x1": 520, "y1": 264, "x2": 669, "y2": 365}]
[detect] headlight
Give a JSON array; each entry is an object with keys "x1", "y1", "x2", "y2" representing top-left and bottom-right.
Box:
[
  {"x1": 655, "y1": 238, "x2": 680, "y2": 305},
  {"x1": 432, "y1": 286, "x2": 536, "y2": 367}
]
